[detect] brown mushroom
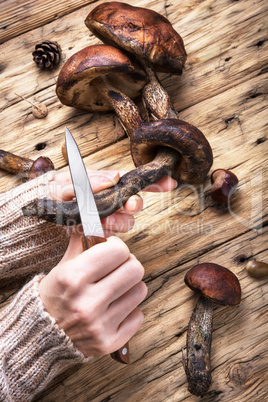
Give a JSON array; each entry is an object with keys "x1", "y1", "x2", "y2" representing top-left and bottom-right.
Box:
[
  {"x1": 211, "y1": 169, "x2": 239, "y2": 204},
  {"x1": 85, "y1": 2, "x2": 187, "y2": 119},
  {"x1": 22, "y1": 118, "x2": 213, "y2": 224},
  {"x1": 183, "y1": 263, "x2": 241, "y2": 396},
  {"x1": 0, "y1": 149, "x2": 54, "y2": 180},
  {"x1": 56, "y1": 44, "x2": 148, "y2": 136}
]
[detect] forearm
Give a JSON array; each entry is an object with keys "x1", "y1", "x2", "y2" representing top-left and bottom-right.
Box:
[
  {"x1": 0, "y1": 172, "x2": 69, "y2": 279},
  {"x1": 0, "y1": 275, "x2": 89, "y2": 402}
]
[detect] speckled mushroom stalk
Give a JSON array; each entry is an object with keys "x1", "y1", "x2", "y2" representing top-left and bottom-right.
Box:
[
  {"x1": 56, "y1": 44, "x2": 147, "y2": 137},
  {"x1": 0, "y1": 149, "x2": 54, "y2": 180},
  {"x1": 23, "y1": 119, "x2": 213, "y2": 225},
  {"x1": 184, "y1": 263, "x2": 241, "y2": 397},
  {"x1": 85, "y1": 2, "x2": 187, "y2": 120}
]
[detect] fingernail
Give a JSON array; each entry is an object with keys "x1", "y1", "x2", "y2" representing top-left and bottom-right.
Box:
[
  {"x1": 102, "y1": 172, "x2": 119, "y2": 184},
  {"x1": 128, "y1": 196, "x2": 138, "y2": 212}
]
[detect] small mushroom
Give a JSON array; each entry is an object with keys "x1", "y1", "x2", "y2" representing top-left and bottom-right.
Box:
[
  {"x1": 246, "y1": 260, "x2": 268, "y2": 278},
  {"x1": 0, "y1": 149, "x2": 54, "y2": 180},
  {"x1": 210, "y1": 169, "x2": 238, "y2": 204},
  {"x1": 56, "y1": 44, "x2": 148, "y2": 136},
  {"x1": 183, "y1": 263, "x2": 241, "y2": 396},
  {"x1": 85, "y1": 2, "x2": 187, "y2": 119},
  {"x1": 22, "y1": 119, "x2": 213, "y2": 224}
]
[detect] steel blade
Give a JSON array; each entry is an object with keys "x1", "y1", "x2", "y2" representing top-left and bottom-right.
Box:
[{"x1": 65, "y1": 127, "x2": 104, "y2": 238}]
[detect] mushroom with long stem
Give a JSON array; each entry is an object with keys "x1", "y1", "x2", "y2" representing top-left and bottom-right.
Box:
[
  {"x1": 85, "y1": 1, "x2": 187, "y2": 120},
  {"x1": 56, "y1": 44, "x2": 148, "y2": 137},
  {"x1": 183, "y1": 263, "x2": 241, "y2": 396},
  {"x1": 22, "y1": 118, "x2": 213, "y2": 224},
  {"x1": 0, "y1": 149, "x2": 54, "y2": 180}
]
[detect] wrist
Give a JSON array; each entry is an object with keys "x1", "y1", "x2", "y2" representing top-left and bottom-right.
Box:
[{"x1": 0, "y1": 274, "x2": 89, "y2": 400}]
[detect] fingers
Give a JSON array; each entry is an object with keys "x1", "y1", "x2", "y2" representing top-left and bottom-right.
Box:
[
  {"x1": 144, "y1": 175, "x2": 178, "y2": 192},
  {"x1": 113, "y1": 308, "x2": 145, "y2": 352},
  {"x1": 40, "y1": 234, "x2": 148, "y2": 358},
  {"x1": 97, "y1": 253, "x2": 145, "y2": 303},
  {"x1": 63, "y1": 237, "x2": 131, "y2": 283},
  {"x1": 49, "y1": 170, "x2": 120, "y2": 201},
  {"x1": 120, "y1": 194, "x2": 143, "y2": 215},
  {"x1": 108, "y1": 282, "x2": 148, "y2": 326},
  {"x1": 102, "y1": 212, "x2": 135, "y2": 234}
]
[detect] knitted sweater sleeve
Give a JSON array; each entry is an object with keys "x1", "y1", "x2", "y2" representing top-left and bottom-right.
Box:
[
  {"x1": 0, "y1": 172, "x2": 69, "y2": 279},
  {"x1": 0, "y1": 275, "x2": 89, "y2": 402}
]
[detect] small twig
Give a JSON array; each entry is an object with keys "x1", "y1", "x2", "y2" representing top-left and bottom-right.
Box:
[{"x1": 15, "y1": 92, "x2": 48, "y2": 118}]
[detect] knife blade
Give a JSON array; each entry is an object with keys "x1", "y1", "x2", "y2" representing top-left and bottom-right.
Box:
[{"x1": 65, "y1": 127, "x2": 130, "y2": 364}]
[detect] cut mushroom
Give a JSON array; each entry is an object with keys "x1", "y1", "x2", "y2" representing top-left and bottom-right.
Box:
[
  {"x1": 56, "y1": 44, "x2": 148, "y2": 136},
  {"x1": 0, "y1": 149, "x2": 54, "y2": 180},
  {"x1": 85, "y1": 2, "x2": 187, "y2": 119},
  {"x1": 184, "y1": 263, "x2": 241, "y2": 396},
  {"x1": 22, "y1": 119, "x2": 213, "y2": 224}
]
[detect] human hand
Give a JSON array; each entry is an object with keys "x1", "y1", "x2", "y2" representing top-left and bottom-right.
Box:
[
  {"x1": 49, "y1": 170, "x2": 177, "y2": 235},
  {"x1": 39, "y1": 236, "x2": 147, "y2": 357}
]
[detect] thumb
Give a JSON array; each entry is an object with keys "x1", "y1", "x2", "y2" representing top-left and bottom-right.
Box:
[
  {"x1": 58, "y1": 227, "x2": 84, "y2": 264},
  {"x1": 89, "y1": 171, "x2": 120, "y2": 193}
]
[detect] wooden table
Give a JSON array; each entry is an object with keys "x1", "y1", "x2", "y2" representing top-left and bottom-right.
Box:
[{"x1": 1, "y1": 0, "x2": 267, "y2": 400}]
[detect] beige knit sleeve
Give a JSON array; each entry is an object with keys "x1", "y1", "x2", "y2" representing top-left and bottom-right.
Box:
[
  {"x1": 0, "y1": 172, "x2": 70, "y2": 279},
  {"x1": 0, "y1": 275, "x2": 89, "y2": 401}
]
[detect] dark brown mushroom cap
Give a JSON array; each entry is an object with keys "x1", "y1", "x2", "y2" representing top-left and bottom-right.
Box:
[
  {"x1": 85, "y1": 2, "x2": 187, "y2": 74},
  {"x1": 56, "y1": 44, "x2": 148, "y2": 112},
  {"x1": 211, "y1": 169, "x2": 239, "y2": 204},
  {"x1": 130, "y1": 119, "x2": 213, "y2": 184},
  {"x1": 185, "y1": 263, "x2": 241, "y2": 306}
]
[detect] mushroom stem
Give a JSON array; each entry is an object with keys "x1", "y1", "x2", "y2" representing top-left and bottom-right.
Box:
[
  {"x1": 0, "y1": 149, "x2": 54, "y2": 179},
  {"x1": 0, "y1": 149, "x2": 32, "y2": 174},
  {"x1": 97, "y1": 76, "x2": 143, "y2": 136},
  {"x1": 185, "y1": 295, "x2": 213, "y2": 396},
  {"x1": 22, "y1": 147, "x2": 178, "y2": 224},
  {"x1": 140, "y1": 60, "x2": 178, "y2": 120}
]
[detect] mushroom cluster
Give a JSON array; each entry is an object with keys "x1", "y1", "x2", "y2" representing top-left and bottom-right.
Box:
[
  {"x1": 85, "y1": 1, "x2": 187, "y2": 119},
  {"x1": 19, "y1": 3, "x2": 244, "y2": 396},
  {"x1": 53, "y1": 2, "x2": 213, "y2": 218}
]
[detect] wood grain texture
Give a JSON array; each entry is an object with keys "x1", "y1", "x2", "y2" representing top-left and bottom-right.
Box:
[{"x1": 0, "y1": 0, "x2": 267, "y2": 401}]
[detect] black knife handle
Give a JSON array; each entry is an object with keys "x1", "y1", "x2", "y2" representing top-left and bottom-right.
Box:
[{"x1": 82, "y1": 235, "x2": 130, "y2": 364}]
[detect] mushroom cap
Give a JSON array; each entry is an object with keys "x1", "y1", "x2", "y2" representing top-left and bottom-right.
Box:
[
  {"x1": 211, "y1": 169, "x2": 239, "y2": 204},
  {"x1": 130, "y1": 119, "x2": 213, "y2": 184},
  {"x1": 85, "y1": 2, "x2": 187, "y2": 74},
  {"x1": 185, "y1": 263, "x2": 241, "y2": 306},
  {"x1": 56, "y1": 44, "x2": 148, "y2": 112}
]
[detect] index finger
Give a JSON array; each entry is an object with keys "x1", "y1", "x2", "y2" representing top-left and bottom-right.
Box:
[{"x1": 49, "y1": 170, "x2": 120, "y2": 201}]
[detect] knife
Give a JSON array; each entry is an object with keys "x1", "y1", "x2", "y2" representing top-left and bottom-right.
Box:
[{"x1": 65, "y1": 127, "x2": 130, "y2": 364}]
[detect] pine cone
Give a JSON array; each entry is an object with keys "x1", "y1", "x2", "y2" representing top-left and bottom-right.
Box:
[{"x1": 32, "y1": 40, "x2": 61, "y2": 70}]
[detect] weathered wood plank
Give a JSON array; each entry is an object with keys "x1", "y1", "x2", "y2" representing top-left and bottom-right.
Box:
[
  {"x1": 0, "y1": 0, "x2": 267, "y2": 401},
  {"x1": 0, "y1": 0, "x2": 266, "y2": 155},
  {"x1": 1, "y1": 64, "x2": 267, "y2": 274},
  {"x1": 37, "y1": 228, "x2": 268, "y2": 401},
  {"x1": 0, "y1": 0, "x2": 96, "y2": 44}
]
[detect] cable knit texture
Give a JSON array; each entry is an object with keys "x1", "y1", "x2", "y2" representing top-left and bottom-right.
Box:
[
  {"x1": 0, "y1": 275, "x2": 89, "y2": 401},
  {"x1": 0, "y1": 172, "x2": 69, "y2": 279}
]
